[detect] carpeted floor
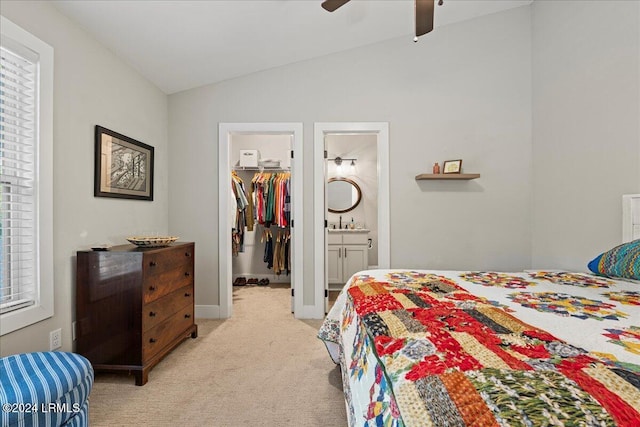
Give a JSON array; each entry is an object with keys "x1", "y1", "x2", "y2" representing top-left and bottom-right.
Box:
[{"x1": 89, "y1": 284, "x2": 347, "y2": 426}]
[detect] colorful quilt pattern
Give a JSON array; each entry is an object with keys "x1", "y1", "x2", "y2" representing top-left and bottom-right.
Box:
[
  {"x1": 459, "y1": 272, "x2": 536, "y2": 289},
  {"x1": 320, "y1": 270, "x2": 640, "y2": 427},
  {"x1": 604, "y1": 326, "x2": 640, "y2": 355},
  {"x1": 364, "y1": 365, "x2": 402, "y2": 427},
  {"x1": 507, "y1": 291, "x2": 628, "y2": 321},
  {"x1": 604, "y1": 290, "x2": 640, "y2": 306},
  {"x1": 529, "y1": 271, "x2": 615, "y2": 288}
]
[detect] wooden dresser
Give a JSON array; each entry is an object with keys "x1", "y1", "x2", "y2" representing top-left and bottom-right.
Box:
[{"x1": 76, "y1": 242, "x2": 197, "y2": 385}]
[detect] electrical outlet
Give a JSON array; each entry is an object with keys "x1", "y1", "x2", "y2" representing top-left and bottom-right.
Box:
[{"x1": 50, "y1": 328, "x2": 62, "y2": 350}]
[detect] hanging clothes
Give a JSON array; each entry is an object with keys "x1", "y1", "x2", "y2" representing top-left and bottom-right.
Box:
[
  {"x1": 262, "y1": 228, "x2": 274, "y2": 269},
  {"x1": 283, "y1": 232, "x2": 290, "y2": 275},
  {"x1": 231, "y1": 171, "x2": 250, "y2": 255},
  {"x1": 233, "y1": 170, "x2": 292, "y2": 273},
  {"x1": 284, "y1": 178, "x2": 291, "y2": 226},
  {"x1": 270, "y1": 230, "x2": 291, "y2": 276},
  {"x1": 273, "y1": 233, "x2": 281, "y2": 274},
  {"x1": 246, "y1": 177, "x2": 255, "y2": 232},
  {"x1": 251, "y1": 172, "x2": 290, "y2": 229}
]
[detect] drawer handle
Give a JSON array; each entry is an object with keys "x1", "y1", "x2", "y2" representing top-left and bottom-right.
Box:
[
  {"x1": 149, "y1": 338, "x2": 157, "y2": 343},
  {"x1": 184, "y1": 272, "x2": 190, "y2": 277},
  {"x1": 149, "y1": 261, "x2": 157, "y2": 267},
  {"x1": 185, "y1": 252, "x2": 191, "y2": 257},
  {"x1": 184, "y1": 314, "x2": 191, "y2": 319},
  {"x1": 149, "y1": 311, "x2": 156, "y2": 317},
  {"x1": 184, "y1": 292, "x2": 191, "y2": 297},
  {"x1": 149, "y1": 285, "x2": 156, "y2": 292}
]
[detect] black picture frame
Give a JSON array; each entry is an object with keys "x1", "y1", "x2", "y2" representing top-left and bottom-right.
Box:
[{"x1": 94, "y1": 125, "x2": 154, "y2": 201}]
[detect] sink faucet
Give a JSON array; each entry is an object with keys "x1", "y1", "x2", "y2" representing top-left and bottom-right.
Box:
[{"x1": 339, "y1": 216, "x2": 342, "y2": 229}]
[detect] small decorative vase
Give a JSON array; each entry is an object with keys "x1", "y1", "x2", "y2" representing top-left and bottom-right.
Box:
[{"x1": 432, "y1": 162, "x2": 441, "y2": 174}]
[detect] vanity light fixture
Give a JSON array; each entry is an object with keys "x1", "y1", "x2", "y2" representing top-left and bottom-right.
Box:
[{"x1": 329, "y1": 156, "x2": 357, "y2": 175}]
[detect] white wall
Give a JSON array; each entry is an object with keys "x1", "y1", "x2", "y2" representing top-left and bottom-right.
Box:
[
  {"x1": 0, "y1": 1, "x2": 168, "y2": 356},
  {"x1": 169, "y1": 6, "x2": 533, "y2": 311},
  {"x1": 531, "y1": 0, "x2": 640, "y2": 271}
]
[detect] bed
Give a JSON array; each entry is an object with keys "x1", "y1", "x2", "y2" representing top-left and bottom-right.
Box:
[{"x1": 318, "y1": 196, "x2": 640, "y2": 426}]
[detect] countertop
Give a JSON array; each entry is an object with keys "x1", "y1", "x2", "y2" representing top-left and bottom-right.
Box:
[{"x1": 327, "y1": 228, "x2": 369, "y2": 233}]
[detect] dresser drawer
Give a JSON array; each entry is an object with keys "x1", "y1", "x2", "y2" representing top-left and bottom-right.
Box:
[
  {"x1": 144, "y1": 244, "x2": 194, "y2": 278},
  {"x1": 142, "y1": 305, "x2": 194, "y2": 362},
  {"x1": 142, "y1": 285, "x2": 194, "y2": 332},
  {"x1": 143, "y1": 266, "x2": 193, "y2": 304}
]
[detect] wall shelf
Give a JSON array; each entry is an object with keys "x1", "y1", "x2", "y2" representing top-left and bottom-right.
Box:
[{"x1": 415, "y1": 173, "x2": 480, "y2": 180}]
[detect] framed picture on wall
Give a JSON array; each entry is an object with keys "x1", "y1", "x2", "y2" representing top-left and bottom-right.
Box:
[
  {"x1": 94, "y1": 125, "x2": 154, "y2": 200},
  {"x1": 442, "y1": 159, "x2": 462, "y2": 174}
]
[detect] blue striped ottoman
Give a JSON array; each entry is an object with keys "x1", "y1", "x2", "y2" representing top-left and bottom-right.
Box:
[{"x1": 0, "y1": 352, "x2": 94, "y2": 427}]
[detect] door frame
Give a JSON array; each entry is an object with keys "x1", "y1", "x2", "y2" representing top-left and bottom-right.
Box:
[
  {"x1": 313, "y1": 122, "x2": 390, "y2": 317},
  {"x1": 218, "y1": 123, "x2": 304, "y2": 318}
]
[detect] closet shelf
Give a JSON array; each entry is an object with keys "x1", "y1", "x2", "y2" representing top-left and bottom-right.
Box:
[
  {"x1": 233, "y1": 166, "x2": 290, "y2": 171},
  {"x1": 415, "y1": 173, "x2": 480, "y2": 180}
]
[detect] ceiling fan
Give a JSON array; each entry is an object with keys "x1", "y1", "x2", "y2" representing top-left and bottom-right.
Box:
[{"x1": 322, "y1": 0, "x2": 442, "y2": 41}]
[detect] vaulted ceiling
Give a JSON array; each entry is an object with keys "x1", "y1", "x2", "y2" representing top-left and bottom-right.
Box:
[{"x1": 52, "y1": 0, "x2": 531, "y2": 94}]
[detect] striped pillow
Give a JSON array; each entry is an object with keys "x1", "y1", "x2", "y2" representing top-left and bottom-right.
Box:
[{"x1": 588, "y1": 239, "x2": 640, "y2": 280}]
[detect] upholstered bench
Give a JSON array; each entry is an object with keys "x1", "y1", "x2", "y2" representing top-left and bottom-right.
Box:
[{"x1": 0, "y1": 352, "x2": 94, "y2": 427}]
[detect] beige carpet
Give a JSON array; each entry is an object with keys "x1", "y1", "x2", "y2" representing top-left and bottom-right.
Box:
[{"x1": 89, "y1": 285, "x2": 347, "y2": 426}]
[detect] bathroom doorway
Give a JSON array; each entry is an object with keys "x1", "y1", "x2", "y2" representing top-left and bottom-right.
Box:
[{"x1": 313, "y1": 123, "x2": 390, "y2": 315}]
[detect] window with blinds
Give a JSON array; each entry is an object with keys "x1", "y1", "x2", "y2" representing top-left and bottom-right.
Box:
[
  {"x1": 1, "y1": 16, "x2": 53, "y2": 336},
  {"x1": 0, "y1": 39, "x2": 38, "y2": 315}
]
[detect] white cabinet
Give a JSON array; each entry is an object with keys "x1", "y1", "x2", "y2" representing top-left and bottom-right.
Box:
[{"x1": 327, "y1": 231, "x2": 368, "y2": 291}]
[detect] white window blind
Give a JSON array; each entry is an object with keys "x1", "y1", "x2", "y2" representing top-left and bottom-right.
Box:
[
  {"x1": 0, "y1": 17, "x2": 53, "y2": 336},
  {"x1": 0, "y1": 39, "x2": 38, "y2": 314}
]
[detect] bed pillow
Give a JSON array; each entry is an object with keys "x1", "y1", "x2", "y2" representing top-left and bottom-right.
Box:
[{"x1": 588, "y1": 239, "x2": 640, "y2": 280}]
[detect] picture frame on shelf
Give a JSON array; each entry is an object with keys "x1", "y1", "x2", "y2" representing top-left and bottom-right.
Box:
[
  {"x1": 442, "y1": 159, "x2": 462, "y2": 174},
  {"x1": 94, "y1": 125, "x2": 154, "y2": 201}
]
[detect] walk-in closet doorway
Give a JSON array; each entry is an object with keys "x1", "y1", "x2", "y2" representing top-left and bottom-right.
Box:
[{"x1": 219, "y1": 123, "x2": 303, "y2": 319}]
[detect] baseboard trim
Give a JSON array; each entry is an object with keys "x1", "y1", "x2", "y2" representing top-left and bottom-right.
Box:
[
  {"x1": 232, "y1": 273, "x2": 291, "y2": 284},
  {"x1": 195, "y1": 305, "x2": 220, "y2": 319}
]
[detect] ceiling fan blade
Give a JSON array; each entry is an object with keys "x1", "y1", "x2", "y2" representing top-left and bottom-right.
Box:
[
  {"x1": 322, "y1": 0, "x2": 350, "y2": 12},
  {"x1": 415, "y1": 0, "x2": 435, "y2": 37}
]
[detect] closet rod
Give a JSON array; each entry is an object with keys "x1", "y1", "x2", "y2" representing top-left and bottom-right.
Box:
[{"x1": 233, "y1": 166, "x2": 290, "y2": 172}]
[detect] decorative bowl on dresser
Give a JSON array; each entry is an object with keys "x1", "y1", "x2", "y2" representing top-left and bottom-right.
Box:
[
  {"x1": 126, "y1": 235, "x2": 179, "y2": 248},
  {"x1": 76, "y1": 242, "x2": 197, "y2": 385}
]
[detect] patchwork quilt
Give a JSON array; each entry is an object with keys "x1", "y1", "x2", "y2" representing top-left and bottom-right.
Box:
[{"x1": 318, "y1": 270, "x2": 640, "y2": 426}]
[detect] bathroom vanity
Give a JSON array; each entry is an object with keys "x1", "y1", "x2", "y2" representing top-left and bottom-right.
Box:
[{"x1": 327, "y1": 229, "x2": 369, "y2": 291}]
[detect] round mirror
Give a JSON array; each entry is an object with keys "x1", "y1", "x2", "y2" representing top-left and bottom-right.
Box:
[{"x1": 327, "y1": 177, "x2": 362, "y2": 213}]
